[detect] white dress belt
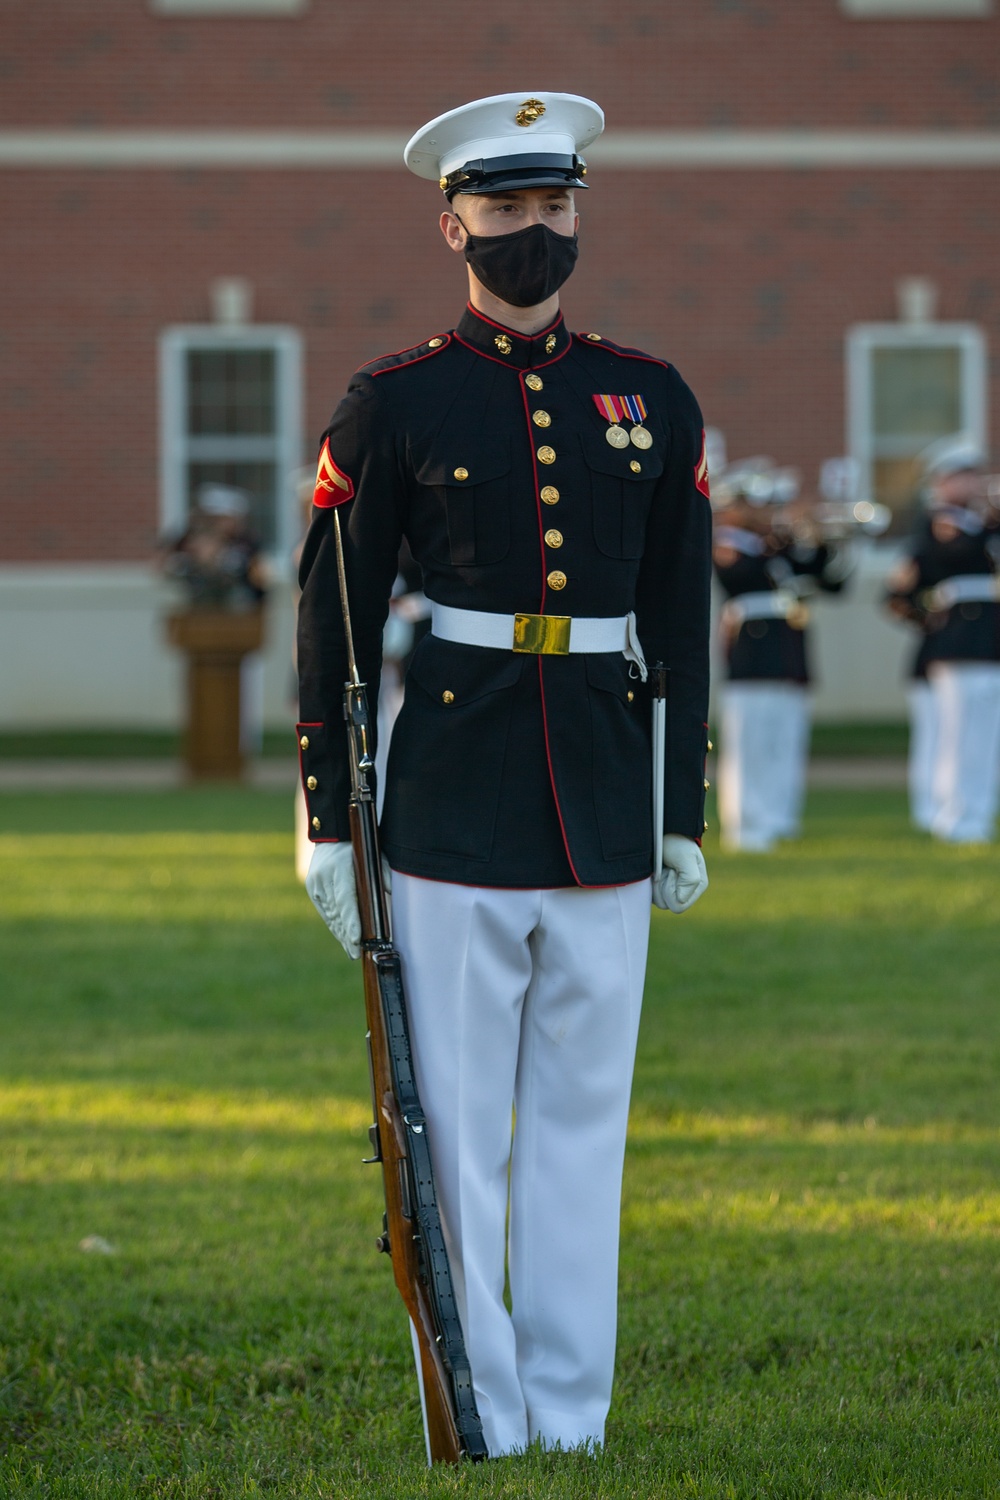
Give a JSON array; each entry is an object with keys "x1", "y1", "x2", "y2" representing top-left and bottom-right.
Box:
[
  {"x1": 721, "y1": 589, "x2": 798, "y2": 627},
  {"x1": 430, "y1": 603, "x2": 648, "y2": 678},
  {"x1": 925, "y1": 574, "x2": 999, "y2": 611}
]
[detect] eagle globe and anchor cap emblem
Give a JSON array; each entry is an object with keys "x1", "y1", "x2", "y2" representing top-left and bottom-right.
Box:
[{"x1": 404, "y1": 91, "x2": 604, "y2": 199}]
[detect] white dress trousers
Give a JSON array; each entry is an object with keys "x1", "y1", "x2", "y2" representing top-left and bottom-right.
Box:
[
  {"x1": 718, "y1": 681, "x2": 811, "y2": 851},
  {"x1": 928, "y1": 661, "x2": 1000, "y2": 843},
  {"x1": 389, "y1": 872, "x2": 651, "y2": 1457},
  {"x1": 906, "y1": 679, "x2": 939, "y2": 833}
]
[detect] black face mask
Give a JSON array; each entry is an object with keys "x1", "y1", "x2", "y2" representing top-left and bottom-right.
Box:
[{"x1": 456, "y1": 217, "x2": 579, "y2": 308}]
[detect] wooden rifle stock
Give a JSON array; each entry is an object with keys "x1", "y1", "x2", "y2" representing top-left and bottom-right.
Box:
[{"x1": 334, "y1": 512, "x2": 486, "y2": 1464}]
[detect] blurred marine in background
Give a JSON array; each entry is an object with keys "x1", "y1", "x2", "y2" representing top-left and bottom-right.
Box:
[
  {"x1": 884, "y1": 436, "x2": 1000, "y2": 844},
  {"x1": 712, "y1": 457, "x2": 875, "y2": 851}
]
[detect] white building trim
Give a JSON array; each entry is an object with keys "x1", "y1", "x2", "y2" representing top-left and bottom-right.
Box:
[
  {"x1": 3, "y1": 129, "x2": 1000, "y2": 170},
  {"x1": 841, "y1": 0, "x2": 991, "y2": 14}
]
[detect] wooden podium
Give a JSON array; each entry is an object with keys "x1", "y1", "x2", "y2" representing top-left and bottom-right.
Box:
[{"x1": 166, "y1": 609, "x2": 265, "y2": 780}]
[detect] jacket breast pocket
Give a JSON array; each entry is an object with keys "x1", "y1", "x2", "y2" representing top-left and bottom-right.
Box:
[
  {"x1": 414, "y1": 444, "x2": 511, "y2": 567},
  {"x1": 581, "y1": 432, "x2": 664, "y2": 560}
]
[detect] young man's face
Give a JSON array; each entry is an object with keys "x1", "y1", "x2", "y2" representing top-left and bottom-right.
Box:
[{"x1": 446, "y1": 186, "x2": 578, "y2": 239}]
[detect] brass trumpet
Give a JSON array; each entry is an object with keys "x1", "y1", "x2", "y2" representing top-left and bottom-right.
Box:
[{"x1": 711, "y1": 456, "x2": 891, "y2": 546}]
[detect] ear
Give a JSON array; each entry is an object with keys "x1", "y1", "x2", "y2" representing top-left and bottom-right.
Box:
[{"x1": 440, "y1": 209, "x2": 466, "y2": 255}]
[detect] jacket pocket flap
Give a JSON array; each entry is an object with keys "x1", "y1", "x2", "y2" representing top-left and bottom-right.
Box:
[
  {"x1": 414, "y1": 443, "x2": 510, "y2": 488},
  {"x1": 407, "y1": 637, "x2": 524, "y2": 704},
  {"x1": 580, "y1": 430, "x2": 665, "y2": 481},
  {"x1": 585, "y1": 652, "x2": 634, "y2": 700}
]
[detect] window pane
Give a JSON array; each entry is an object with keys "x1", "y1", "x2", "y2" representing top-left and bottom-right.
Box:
[
  {"x1": 187, "y1": 348, "x2": 276, "y2": 436},
  {"x1": 871, "y1": 455, "x2": 927, "y2": 532},
  {"x1": 872, "y1": 347, "x2": 962, "y2": 442},
  {"x1": 187, "y1": 461, "x2": 277, "y2": 550}
]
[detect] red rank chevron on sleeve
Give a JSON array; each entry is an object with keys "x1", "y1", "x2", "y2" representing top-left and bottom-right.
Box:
[
  {"x1": 312, "y1": 438, "x2": 355, "y2": 508},
  {"x1": 694, "y1": 429, "x2": 711, "y2": 500}
]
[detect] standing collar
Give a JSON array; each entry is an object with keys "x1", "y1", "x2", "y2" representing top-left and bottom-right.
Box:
[{"x1": 455, "y1": 303, "x2": 572, "y2": 369}]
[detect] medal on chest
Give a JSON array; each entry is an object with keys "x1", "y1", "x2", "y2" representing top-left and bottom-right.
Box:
[{"x1": 593, "y1": 393, "x2": 652, "y2": 450}]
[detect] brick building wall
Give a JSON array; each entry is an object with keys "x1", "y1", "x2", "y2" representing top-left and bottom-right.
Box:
[{"x1": 1, "y1": 0, "x2": 998, "y2": 723}]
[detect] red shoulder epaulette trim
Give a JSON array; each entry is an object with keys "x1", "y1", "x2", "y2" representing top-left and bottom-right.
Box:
[
  {"x1": 360, "y1": 333, "x2": 453, "y2": 379},
  {"x1": 573, "y1": 331, "x2": 672, "y2": 372}
]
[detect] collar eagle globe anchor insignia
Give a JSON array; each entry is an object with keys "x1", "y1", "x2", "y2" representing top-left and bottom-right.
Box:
[{"x1": 593, "y1": 394, "x2": 651, "y2": 450}]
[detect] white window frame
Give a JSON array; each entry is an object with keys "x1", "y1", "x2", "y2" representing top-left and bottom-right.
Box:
[
  {"x1": 846, "y1": 321, "x2": 988, "y2": 510},
  {"x1": 158, "y1": 324, "x2": 304, "y2": 564},
  {"x1": 840, "y1": 0, "x2": 992, "y2": 15}
]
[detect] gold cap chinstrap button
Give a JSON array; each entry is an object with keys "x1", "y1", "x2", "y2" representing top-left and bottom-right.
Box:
[{"x1": 428, "y1": 337, "x2": 444, "y2": 348}]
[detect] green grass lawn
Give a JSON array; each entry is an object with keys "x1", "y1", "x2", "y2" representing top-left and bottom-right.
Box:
[{"x1": 1, "y1": 788, "x2": 998, "y2": 1498}]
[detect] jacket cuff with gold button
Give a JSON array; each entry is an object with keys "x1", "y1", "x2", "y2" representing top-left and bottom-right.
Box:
[{"x1": 296, "y1": 722, "x2": 344, "y2": 842}]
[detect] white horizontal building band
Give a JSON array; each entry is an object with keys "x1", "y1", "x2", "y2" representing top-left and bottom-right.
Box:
[{"x1": 2, "y1": 128, "x2": 1000, "y2": 169}]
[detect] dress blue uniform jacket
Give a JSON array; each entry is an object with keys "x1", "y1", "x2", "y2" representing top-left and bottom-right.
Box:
[
  {"x1": 884, "y1": 511, "x2": 1000, "y2": 667},
  {"x1": 714, "y1": 540, "x2": 847, "y2": 684},
  {"x1": 297, "y1": 304, "x2": 712, "y2": 889}
]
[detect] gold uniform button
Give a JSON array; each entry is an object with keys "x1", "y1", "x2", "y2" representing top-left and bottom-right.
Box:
[
  {"x1": 586, "y1": 332, "x2": 602, "y2": 341},
  {"x1": 544, "y1": 529, "x2": 563, "y2": 548},
  {"x1": 442, "y1": 690, "x2": 455, "y2": 705},
  {"x1": 532, "y1": 409, "x2": 552, "y2": 428},
  {"x1": 540, "y1": 485, "x2": 559, "y2": 505},
  {"x1": 428, "y1": 337, "x2": 444, "y2": 348},
  {"x1": 299, "y1": 734, "x2": 309, "y2": 750},
  {"x1": 547, "y1": 570, "x2": 567, "y2": 591},
  {"x1": 453, "y1": 467, "x2": 469, "y2": 481},
  {"x1": 311, "y1": 816, "x2": 321, "y2": 831},
  {"x1": 630, "y1": 460, "x2": 641, "y2": 473},
  {"x1": 704, "y1": 819, "x2": 709, "y2": 832},
  {"x1": 537, "y1": 446, "x2": 556, "y2": 465},
  {"x1": 306, "y1": 775, "x2": 317, "y2": 791},
  {"x1": 707, "y1": 739, "x2": 714, "y2": 752},
  {"x1": 704, "y1": 779, "x2": 711, "y2": 791},
  {"x1": 627, "y1": 690, "x2": 635, "y2": 703},
  {"x1": 525, "y1": 373, "x2": 543, "y2": 391}
]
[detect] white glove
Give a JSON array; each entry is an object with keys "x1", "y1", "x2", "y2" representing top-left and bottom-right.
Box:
[
  {"x1": 305, "y1": 842, "x2": 393, "y2": 960},
  {"x1": 652, "y1": 834, "x2": 709, "y2": 914},
  {"x1": 306, "y1": 842, "x2": 361, "y2": 959}
]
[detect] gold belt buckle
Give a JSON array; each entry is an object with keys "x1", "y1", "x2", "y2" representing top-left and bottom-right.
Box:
[{"x1": 512, "y1": 613, "x2": 572, "y2": 655}]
